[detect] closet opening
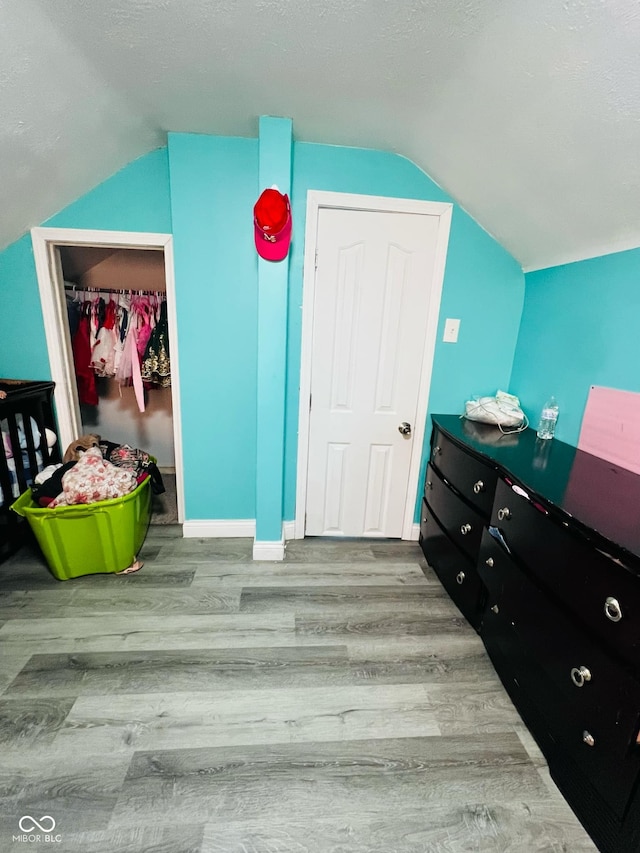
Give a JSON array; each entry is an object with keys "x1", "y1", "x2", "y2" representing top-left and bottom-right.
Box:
[
  {"x1": 31, "y1": 228, "x2": 184, "y2": 526},
  {"x1": 60, "y1": 246, "x2": 176, "y2": 523}
]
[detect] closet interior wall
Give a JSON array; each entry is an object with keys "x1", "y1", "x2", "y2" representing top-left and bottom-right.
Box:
[{"x1": 59, "y1": 246, "x2": 175, "y2": 469}]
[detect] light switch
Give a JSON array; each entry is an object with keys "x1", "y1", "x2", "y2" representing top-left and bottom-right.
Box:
[{"x1": 443, "y1": 318, "x2": 460, "y2": 343}]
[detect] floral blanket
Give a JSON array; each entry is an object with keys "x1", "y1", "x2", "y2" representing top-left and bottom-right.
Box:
[{"x1": 49, "y1": 446, "x2": 137, "y2": 507}]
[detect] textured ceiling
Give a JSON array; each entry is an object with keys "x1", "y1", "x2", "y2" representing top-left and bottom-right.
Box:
[{"x1": 3, "y1": 0, "x2": 640, "y2": 269}]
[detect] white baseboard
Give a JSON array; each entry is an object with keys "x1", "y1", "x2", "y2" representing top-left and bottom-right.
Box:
[
  {"x1": 182, "y1": 519, "x2": 255, "y2": 538},
  {"x1": 253, "y1": 539, "x2": 285, "y2": 561},
  {"x1": 182, "y1": 519, "x2": 419, "y2": 547}
]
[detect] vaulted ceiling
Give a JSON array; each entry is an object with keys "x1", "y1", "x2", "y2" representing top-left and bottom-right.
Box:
[{"x1": 3, "y1": 0, "x2": 640, "y2": 270}]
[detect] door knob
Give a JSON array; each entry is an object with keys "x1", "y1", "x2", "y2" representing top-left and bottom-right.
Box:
[
  {"x1": 604, "y1": 596, "x2": 622, "y2": 622},
  {"x1": 398, "y1": 422, "x2": 412, "y2": 437},
  {"x1": 570, "y1": 666, "x2": 592, "y2": 688}
]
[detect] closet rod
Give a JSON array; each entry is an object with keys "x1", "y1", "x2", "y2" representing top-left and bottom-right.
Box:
[{"x1": 64, "y1": 284, "x2": 166, "y2": 296}]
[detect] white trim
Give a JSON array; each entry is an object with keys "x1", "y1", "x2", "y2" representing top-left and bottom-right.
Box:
[
  {"x1": 32, "y1": 233, "x2": 82, "y2": 446},
  {"x1": 253, "y1": 538, "x2": 286, "y2": 561},
  {"x1": 294, "y1": 191, "x2": 452, "y2": 541},
  {"x1": 32, "y1": 227, "x2": 174, "y2": 249},
  {"x1": 399, "y1": 199, "x2": 452, "y2": 540},
  {"x1": 410, "y1": 523, "x2": 420, "y2": 541},
  {"x1": 160, "y1": 238, "x2": 186, "y2": 525},
  {"x1": 30, "y1": 226, "x2": 186, "y2": 524},
  {"x1": 183, "y1": 519, "x2": 255, "y2": 538},
  {"x1": 283, "y1": 520, "x2": 296, "y2": 541}
]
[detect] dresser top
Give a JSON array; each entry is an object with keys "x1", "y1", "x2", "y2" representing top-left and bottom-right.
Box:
[{"x1": 432, "y1": 414, "x2": 640, "y2": 567}]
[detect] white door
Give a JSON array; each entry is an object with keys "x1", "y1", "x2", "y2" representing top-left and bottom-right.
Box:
[{"x1": 305, "y1": 206, "x2": 442, "y2": 537}]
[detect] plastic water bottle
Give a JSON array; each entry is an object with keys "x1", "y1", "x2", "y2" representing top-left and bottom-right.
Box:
[{"x1": 536, "y1": 396, "x2": 559, "y2": 440}]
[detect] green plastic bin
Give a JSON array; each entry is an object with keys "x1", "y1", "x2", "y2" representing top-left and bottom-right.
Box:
[{"x1": 11, "y1": 477, "x2": 152, "y2": 580}]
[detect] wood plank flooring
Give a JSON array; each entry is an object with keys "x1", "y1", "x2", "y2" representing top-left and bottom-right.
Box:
[{"x1": 0, "y1": 530, "x2": 598, "y2": 852}]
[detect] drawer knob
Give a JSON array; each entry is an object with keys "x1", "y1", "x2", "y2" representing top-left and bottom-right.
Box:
[
  {"x1": 485, "y1": 557, "x2": 494, "y2": 568},
  {"x1": 497, "y1": 507, "x2": 511, "y2": 521},
  {"x1": 460, "y1": 523, "x2": 472, "y2": 535},
  {"x1": 582, "y1": 731, "x2": 595, "y2": 747},
  {"x1": 456, "y1": 571, "x2": 465, "y2": 585},
  {"x1": 604, "y1": 596, "x2": 622, "y2": 622},
  {"x1": 432, "y1": 445, "x2": 441, "y2": 457},
  {"x1": 425, "y1": 480, "x2": 433, "y2": 490},
  {"x1": 570, "y1": 666, "x2": 592, "y2": 688},
  {"x1": 473, "y1": 480, "x2": 485, "y2": 494},
  {"x1": 491, "y1": 604, "x2": 499, "y2": 614},
  {"x1": 423, "y1": 517, "x2": 427, "y2": 523}
]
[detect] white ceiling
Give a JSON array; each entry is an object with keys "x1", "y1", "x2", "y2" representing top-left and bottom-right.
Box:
[{"x1": 3, "y1": 0, "x2": 640, "y2": 270}]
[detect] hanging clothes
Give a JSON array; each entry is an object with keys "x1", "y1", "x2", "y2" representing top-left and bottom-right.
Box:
[
  {"x1": 114, "y1": 294, "x2": 133, "y2": 386},
  {"x1": 113, "y1": 296, "x2": 130, "y2": 378},
  {"x1": 66, "y1": 287, "x2": 171, "y2": 412},
  {"x1": 65, "y1": 286, "x2": 82, "y2": 338},
  {"x1": 129, "y1": 307, "x2": 145, "y2": 413},
  {"x1": 134, "y1": 295, "x2": 156, "y2": 360},
  {"x1": 89, "y1": 298, "x2": 118, "y2": 377},
  {"x1": 72, "y1": 302, "x2": 98, "y2": 406},
  {"x1": 141, "y1": 299, "x2": 171, "y2": 388}
]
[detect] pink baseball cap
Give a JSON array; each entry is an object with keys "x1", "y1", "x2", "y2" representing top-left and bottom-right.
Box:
[{"x1": 254, "y1": 188, "x2": 292, "y2": 261}]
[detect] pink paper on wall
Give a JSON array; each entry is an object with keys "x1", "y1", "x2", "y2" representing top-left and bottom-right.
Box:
[{"x1": 578, "y1": 385, "x2": 640, "y2": 475}]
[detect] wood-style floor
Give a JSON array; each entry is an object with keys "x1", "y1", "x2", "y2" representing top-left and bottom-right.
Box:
[{"x1": 0, "y1": 529, "x2": 598, "y2": 852}]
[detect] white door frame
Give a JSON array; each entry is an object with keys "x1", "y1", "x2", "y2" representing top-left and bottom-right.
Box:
[
  {"x1": 31, "y1": 226, "x2": 185, "y2": 524},
  {"x1": 294, "y1": 191, "x2": 452, "y2": 541}
]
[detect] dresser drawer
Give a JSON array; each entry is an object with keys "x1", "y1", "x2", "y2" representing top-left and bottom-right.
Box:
[
  {"x1": 517, "y1": 570, "x2": 638, "y2": 706},
  {"x1": 479, "y1": 533, "x2": 536, "y2": 687},
  {"x1": 478, "y1": 527, "x2": 520, "y2": 601},
  {"x1": 478, "y1": 530, "x2": 605, "y2": 684},
  {"x1": 518, "y1": 649, "x2": 640, "y2": 819},
  {"x1": 425, "y1": 463, "x2": 484, "y2": 561},
  {"x1": 479, "y1": 525, "x2": 640, "y2": 817},
  {"x1": 430, "y1": 428, "x2": 497, "y2": 518},
  {"x1": 512, "y1": 636, "x2": 640, "y2": 819},
  {"x1": 491, "y1": 477, "x2": 640, "y2": 665},
  {"x1": 419, "y1": 499, "x2": 484, "y2": 629},
  {"x1": 490, "y1": 556, "x2": 640, "y2": 817}
]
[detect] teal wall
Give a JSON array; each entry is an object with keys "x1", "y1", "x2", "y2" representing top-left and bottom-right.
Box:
[
  {"x1": 511, "y1": 247, "x2": 640, "y2": 445},
  {"x1": 255, "y1": 118, "x2": 293, "y2": 541},
  {"x1": 0, "y1": 130, "x2": 525, "y2": 528},
  {"x1": 0, "y1": 236, "x2": 50, "y2": 379},
  {"x1": 286, "y1": 144, "x2": 525, "y2": 522},
  {"x1": 0, "y1": 148, "x2": 171, "y2": 379},
  {"x1": 167, "y1": 133, "x2": 259, "y2": 520}
]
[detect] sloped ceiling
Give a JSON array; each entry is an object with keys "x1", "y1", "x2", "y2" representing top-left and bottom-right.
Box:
[{"x1": 3, "y1": 0, "x2": 640, "y2": 270}]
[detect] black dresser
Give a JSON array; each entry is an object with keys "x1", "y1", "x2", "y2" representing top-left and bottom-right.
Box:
[{"x1": 420, "y1": 414, "x2": 640, "y2": 853}]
